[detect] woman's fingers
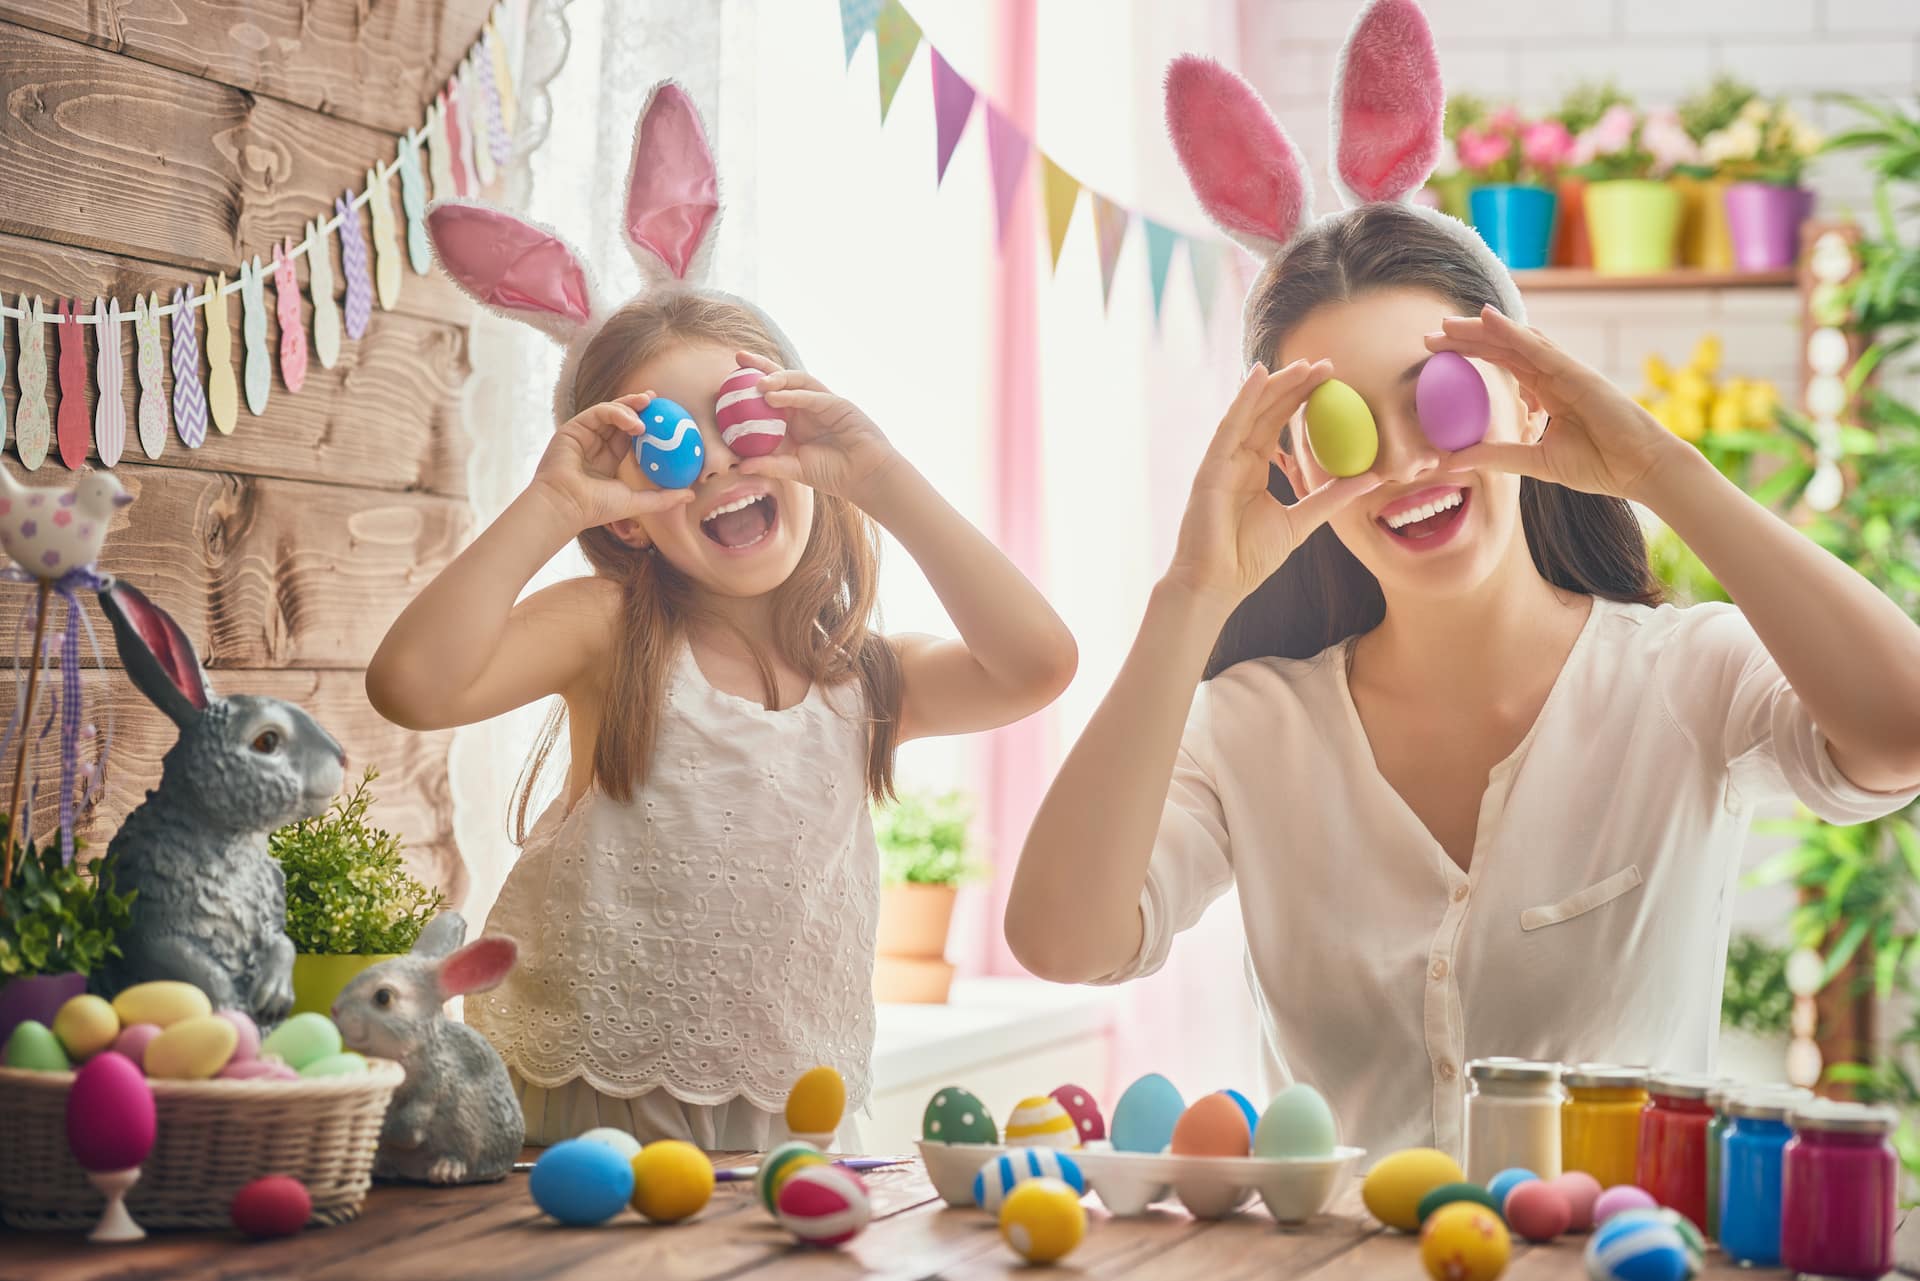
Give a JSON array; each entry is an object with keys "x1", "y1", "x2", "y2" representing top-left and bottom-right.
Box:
[
  {"x1": 1443, "y1": 439, "x2": 1552, "y2": 482},
  {"x1": 761, "y1": 387, "x2": 844, "y2": 416},
  {"x1": 734, "y1": 349, "x2": 781, "y2": 375},
  {"x1": 757, "y1": 367, "x2": 832, "y2": 396},
  {"x1": 737, "y1": 453, "x2": 806, "y2": 484},
  {"x1": 1244, "y1": 359, "x2": 1331, "y2": 459},
  {"x1": 1281, "y1": 472, "x2": 1383, "y2": 541}
]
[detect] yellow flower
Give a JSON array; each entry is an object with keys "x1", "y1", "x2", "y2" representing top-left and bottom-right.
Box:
[
  {"x1": 1642, "y1": 354, "x2": 1673, "y2": 391},
  {"x1": 1744, "y1": 381, "x2": 1779, "y2": 428},
  {"x1": 1740, "y1": 98, "x2": 1772, "y2": 124},
  {"x1": 1668, "y1": 400, "x2": 1707, "y2": 442},
  {"x1": 1689, "y1": 334, "x2": 1722, "y2": 375},
  {"x1": 1709, "y1": 396, "x2": 1745, "y2": 435},
  {"x1": 1673, "y1": 369, "x2": 1713, "y2": 407}
]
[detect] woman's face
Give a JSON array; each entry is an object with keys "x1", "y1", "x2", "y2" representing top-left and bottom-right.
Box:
[
  {"x1": 607, "y1": 339, "x2": 815, "y2": 599},
  {"x1": 1274, "y1": 289, "x2": 1542, "y2": 604}
]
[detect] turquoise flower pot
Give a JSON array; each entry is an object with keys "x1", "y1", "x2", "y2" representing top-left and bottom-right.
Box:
[{"x1": 1469, "y1": 184, "x2": 1558, "y2": 271}]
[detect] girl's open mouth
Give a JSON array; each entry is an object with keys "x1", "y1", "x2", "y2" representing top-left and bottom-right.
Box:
[
  {"x1": 700, "y1": 493, "x2": 778, "y2": 551},
  {"x1": 1376, "y1": 485, "x2": 1470, "y2": 551}
]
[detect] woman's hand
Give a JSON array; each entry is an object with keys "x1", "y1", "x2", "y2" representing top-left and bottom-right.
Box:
[
  {"x1": 1427, "y1": 305, "x2": 1691, "y2": 503},
  {"x1": 528, "y1": 393, "x2": 695, "y2": 531},
  {"x1": 734, "y1": 351, "x2": 903, "y2": 508},
  {"x1": 1165, "y1": 359, "x2": 1381, "y2": 611}
]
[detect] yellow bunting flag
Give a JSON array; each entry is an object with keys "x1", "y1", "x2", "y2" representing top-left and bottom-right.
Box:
[
  {"x1": 1041, "y1": 155, "x2": 1080, "y2": 273},
  {"x1": 874, "y1": 0, "x2": 922, "y2": 122}
]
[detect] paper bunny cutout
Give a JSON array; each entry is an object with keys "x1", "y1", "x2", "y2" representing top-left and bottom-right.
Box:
[
  {"x1": 239, "y1": 258, "x2": 271, "y2": 417},
  {"x1": 397, "y1": 138, "x2": 433, "y2": 275},
  {"x1": 93, "y1": 297, "x2": 127, "y2": 466},
  {"x1": 366, "y1": 166, "x2": 403, "y2": 310},
  {"x1": 425, "y1": 98, "x2": 456, "y2": 203},
  {"x1": 306, "y1": 217, "x2": 343, "y2": 369},
  {"x1": 203, "y1": 274, "x2": 239, "y2": 435},
  {"x1": 273, "y1": 241, "x2": 309, "y2": 393},
  {"x1": 15, "y1": 296, "x2": 49, "y2": 470},
  {"x1": 1164, "y1": 0, "x2": 1524, "y2": 335},
  {"x1": 169, "y1": 286, "x2": 208, "y2": 448},
  {"x1": 336, "y1": 195, "x2": 374, "y2": 341},
  {"x1": 133, "y1": 294, "x2": 169, "y2": 458},
  {"x1": 426, "y1": 80, "x2": 799, "y2": 430},
  {"x1": 54, "y1": 299, "x2": 88, "y2": 469}
]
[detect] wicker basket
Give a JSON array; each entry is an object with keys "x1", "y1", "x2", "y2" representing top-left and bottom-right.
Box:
[{"x1": 0, "y1": 1059, "x2": 404, "y2": 1231}]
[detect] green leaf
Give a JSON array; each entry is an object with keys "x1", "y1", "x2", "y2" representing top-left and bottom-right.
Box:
[
  {"x1": 1750, "y1": 461, "x2": 1814, "y2": 509},
  {"x1": 1824, "y1": 917, "x2": 1873, "y2": 983}
]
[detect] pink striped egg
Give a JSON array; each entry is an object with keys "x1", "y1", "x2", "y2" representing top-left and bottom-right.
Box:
[
  {"x1": 715, "y1": 367, "x2": 787, "y2": 458},
  {"x1": 776, "y1": 1164, "x2": 871, "y2": 1248}
]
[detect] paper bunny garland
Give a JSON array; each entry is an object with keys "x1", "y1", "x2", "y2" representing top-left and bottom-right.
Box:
[{"x1": 1164, "y1": 0, "x2": 1524, "y2": 341}]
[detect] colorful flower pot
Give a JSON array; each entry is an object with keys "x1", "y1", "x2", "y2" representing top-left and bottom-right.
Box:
[
  {"x1": 1725, "y1": 182, "x2": 1813, "y2": 272},
  {"x1": 1674, "y1": 174, "x2": 1735, "y2": 271},
  {"x1": 291, "y1": 953, "x2": 399, "y2": 1018},
  {"x1": 0, "y1": 971, "x2": 87, "y2": 1047},
  {"x1": 1469, "y1": 184, "x2": 1557, "y2": 270},
  {"x1": 1552, "y1": 176, "x2": 1591, "y2": 268},
  {"x1": 1584, "y1": 180, "x2": 1682, "y2": 275},
  {"x1": 1431, "y1": 171, "x2": 1474, "y2": 225}
]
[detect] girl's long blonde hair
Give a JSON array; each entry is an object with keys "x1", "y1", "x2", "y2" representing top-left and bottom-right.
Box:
[{"x1": 511, "y1": 292, "x2": 903, "y2": 841}]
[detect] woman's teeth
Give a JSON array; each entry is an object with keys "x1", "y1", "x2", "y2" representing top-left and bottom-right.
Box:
[{"x1": 1384, "y1": 490, "x2": 1463, "y2": 531}]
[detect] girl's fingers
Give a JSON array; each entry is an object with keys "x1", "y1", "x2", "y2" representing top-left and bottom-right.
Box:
[
  {"x1": 1283, "y1": 472, "x2": 1383, "y2": 540},
  {"x1": 1443, "y1": 439, "x2": 1552, "y2": 481},
  {"x1": 576, "y1": 400, "x2": 648, "y2": 438},
  {"x1": 612, "y1": 486, "x2": 695, "y2": 518},
  {"x1": 737, "y1": 453, "x2": 806, "y2": 484},
  {"x1": 757, "y1": 368, "x2": 832, "y2": 396},
  {"x1": 1201, "y1": 363, "x2": 1277, "y2": 466},
  {"x1": 734, "y1": 350, "x2": 780, "y2": 374},
  {"x1": 762, "y1": 387, "x2": 844, "y2": 414}
]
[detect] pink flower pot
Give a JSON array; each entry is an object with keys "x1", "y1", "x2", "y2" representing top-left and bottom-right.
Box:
[{"x1": 1724, "y1": 182, "x2": 1813, "y2": 272}]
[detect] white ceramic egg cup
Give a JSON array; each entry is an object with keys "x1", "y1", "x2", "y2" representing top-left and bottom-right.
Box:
[{"x1": 916, "y1": 1140, "x2": 1363, "y2": 1224}]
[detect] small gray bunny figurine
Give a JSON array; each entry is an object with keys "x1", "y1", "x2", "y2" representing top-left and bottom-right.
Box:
[
  {"x1": 333, "y1": 911, "x2": 524, "y2": 1184},
  {"x1": 90, "y1": 581, "x2": 345, "y2": 1025}
]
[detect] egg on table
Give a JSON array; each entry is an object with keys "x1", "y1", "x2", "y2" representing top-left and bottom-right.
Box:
[
  {"x1": 1110, "y1": 1073, "x2": 1184, "y2": 1154},
  {"x1": 577, "y1": 1127, "x2": 644, "y2": 1161},
  {"x1": 998, "y1": 1177, "x2": 1086, "y2": 1265},
  {"x1": 1004, "y1": 1095, "x2": 1077, "y2": 1148},
  {"x1": 1304, "y1": 378, "x2": 1379, "y2": 478},
  {"x1": 1486, "y1": 1168, "x2": 1537, "y2": 1211},
  {"x1": 231, "y1": 1175, "x2": 312, "y2": 1238},
  {"x1": 1171, "y1": 1093, "x2": 1252, "y2": 1158},
  {"x1": 1253, "y1": 1083, "x2": 1338, "y2": 1158},
  {"x1": 1049, "y1": 1083, "x2": 1104, "y2": 1144},
  {"x1": 1362, "y1": 1147, "x2": 1468, "y2": 1232},
  {"x1": 529, "y1": 1139, "x2": 636, "y2": 1226},
  {"x1": 51, "y1": 994, "x2": 119, "y2": 1060},
  {"x1": 1219, "y1": 1089, "x2": 1259, "y2": 1138},
  {"x1": 109, "y1": 981, "x2": 211, "y2": 1029},
  {"x1": 1417, "y1": 1182, "x2": 1502, "y2": 1227},
  {"x1": 714, "y1": 366, "x2": 788, "y2": 458},
  {"x1": 629, "y1": 1139, "x2": 714, "y2": 1223},
  {"x1": 755, "y1": 1140, "x2": 827, "y2": 1214},
  {"x1": 922, "y1": 1086, "x2": 997, "y2": 1145},
  {"x1": 972, "y1": 1147, "x2": 1085, "y2": 1213},
  {"x1": 1584, "y1": 1208, "x2": 1699, "y2": 1281},
  {"x1": 3, "y1": 1019, "x2": 70, "y2": 1072},
  {"x1": 260, "y1": 1012, "x2": 342, "y2": 1072},
  {"x1": 1504, "y1": 1180, "x2": 1572, "y2": 1241},
  {"x1": 1421, "y1": 1201, "x2": 1512, "y2": 1281},
  {"x1": 785, "y1": 1065, "x2": 845, "y2": 1140},
  {"x1": 145, "y1": 1014, "x2": 239, "y2": 1080},
  {"x1": 776, "y1": 1164, "x2": 870, "y2": 1248},
  {"x1": 1416, "y1": 350, "x2": 1491, "y2": 451},
  {"x1": 1592, "y1": 1184, "x2": 1657, "y2": 1227},
  {"x1": 65, "y1": 1052, "x2": 155, "y2": 1173},
  {"x1": 1548, "y1": 1171, "x2": 1601, "y2": 1231},
  {"x1": 633, "y1": 396, "x2": 704, "y2": 490}
]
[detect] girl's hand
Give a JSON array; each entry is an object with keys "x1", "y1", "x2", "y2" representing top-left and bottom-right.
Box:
[
  {"x1": 1427, "y1": 305, "x2": 1691, "y2": 503},
  {"x1": 529, "y1": 393, "x2": 694, "y2": 531},
  {"x1": 733, "y1": 351, "x2": 903, "y2": 507},
  {"x1": 1166, "y1": 359, "x2": 1381, "y2": 610}
]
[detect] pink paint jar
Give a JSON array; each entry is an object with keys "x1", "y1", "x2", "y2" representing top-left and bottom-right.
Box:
[{"x1": 1781, "y1": 1100, "x2": 1899, "y2": 1279}]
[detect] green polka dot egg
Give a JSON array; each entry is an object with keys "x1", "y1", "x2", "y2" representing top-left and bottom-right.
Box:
[{"x1": 922, "y1": 1086, "x2": 998, "y2": 1145}]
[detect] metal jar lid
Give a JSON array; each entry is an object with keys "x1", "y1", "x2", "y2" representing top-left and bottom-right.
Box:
[
  {"x1": 1468, "y1": 1058, "x2": 1561, "y2": 1084},
  {"x1": 1647, "y1": 1072, "x2": 1719, "y2": 1100},
  {"x1": 1791, "y1": 1099, "x2": 1899, "y2": 1135},
  {"x1": 1563, "y1": 1064, "x2": 1649, "y2": 1090},
  {"x1": 1725, "y1": 1087, "x2": 1815, "y2": 1122}
]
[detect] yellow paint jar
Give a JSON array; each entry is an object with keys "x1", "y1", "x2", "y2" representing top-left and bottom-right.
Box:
[{"x1": 1561, "y1": 1064, "x2": 1649, "y2": 1189}]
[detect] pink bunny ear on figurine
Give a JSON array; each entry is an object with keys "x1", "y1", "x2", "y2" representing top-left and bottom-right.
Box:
[
  {"x1": 1164, "y1": 55, "x2": 1313, "y2": 259},
  {"x1": 623, "y1": 81, "x2": 722, "y2": 285},
  {"x1": 438, "y1": 936, "x2": 518, "y2": 998},
  {"x1": 424, "y1": 200, "x2": 605, "y2": 344},
  {"x1": 1328, "y1": 0, "x2": 1445, "y2": 208}
]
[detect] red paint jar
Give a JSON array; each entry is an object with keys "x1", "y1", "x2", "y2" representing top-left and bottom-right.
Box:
[
  {"x1": 1781, "y1": 1100, "x2": 1899, "y2": 1279},
  {"x1": 1636, "y1": 1073, "x2": 1715, "y2": 1231}
]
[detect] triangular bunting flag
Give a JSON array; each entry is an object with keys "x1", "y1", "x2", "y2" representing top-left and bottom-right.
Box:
[
  {"x1": 875, "y1": 0, "x2": 922, "y2": 121},
  {"x1": 1092, "y1": 194, "x2": 1131, "y2": 308},
  {"x1": 984, "y1": 104, "x2": 1030, "y2": 246},
  {"x1": 1188, "y1": 237, "x2": 1224, "y2": 320},
  {"x1": 930, "y1": 49, "x2": 976, "y2": 185},
  {"x1": 840, "y1": 0, "x2": 882, "y2": 65},
  {"x1": 1040, "y1": 154, "x2": 1079, "y2": 272},
  {"x1": 1144, "y1": 220, "x2": 1179, "y2": 323}
]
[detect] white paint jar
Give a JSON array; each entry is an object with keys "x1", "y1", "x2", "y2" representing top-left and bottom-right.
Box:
[{"x1": 1464, "y1": 1058, "x2": 1565, "y2": 1184}]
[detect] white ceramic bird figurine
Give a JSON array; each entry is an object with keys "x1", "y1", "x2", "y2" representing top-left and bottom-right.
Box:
[{"x1": 0, "y1": 468, "x2": 131, "y2": 579}]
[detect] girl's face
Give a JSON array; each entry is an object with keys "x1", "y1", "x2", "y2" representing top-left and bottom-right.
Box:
[
  {"x1": 1274, "y1": 289, "x2": 1543, "y2": 603},
  {"x1": 609, "y1": 340, "x2": 815, "y2": 598}
]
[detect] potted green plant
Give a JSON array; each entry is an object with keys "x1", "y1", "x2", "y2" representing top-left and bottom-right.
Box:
[
  {"x1": 1674, "y1": 76, "x2": 1759, "y2": 270},
  {"x1": 1720, "y1": 932, "x2": 1794, "y2": 1081},
  {"x1": 1458, "y1": 105, "x2": 1570, "y2": 270},
  {"x1": 1703, "y1": 98, "x2": 1823, "y2": 271},
  {"x1": 1548, "y1": 81, "x2": 1631, "y2": 267},
  {"x1": 0, "y1": 818, "x2": 135, "y2": 1046},
  {"x1": 1572, "y1": 102, "x2": 1698, "y2": 274},
  {"x1": 270, "y1": 767, "x2": 445, "y2": 1017},
  {"x1": 872, "y1": 790, "x2": 983, "y2": 1004}
]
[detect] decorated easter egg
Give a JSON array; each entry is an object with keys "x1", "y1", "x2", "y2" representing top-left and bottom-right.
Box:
[
  {"x1": 1505, "y1": 1180, "x2": 1572, "y2": 1241},
  {"x1": 634, "y1": 396, "x2": 704, "y2": 489},
  {"x1": 1421, "y1": 1201, "x2": 1512, "y2": 1281},
  {"x1": 1486, "y1": 1168, "x2": 1538, "y2": 1211},
  {"x1": 971, "y1": 1147, "x2": 1086, "y2": 1214},
  {"x1": 110, "y1": 980, "x2": 210, "y2": 1029},
  {"x1": 1111, "y1": 1073, "x2": 1184, "y2": 1154},
  {"x1": 1172, "y1": 1092, "x2": 1252, "y2": 1157},
  {"x1": 1416, "y1": 351, "x2": 1491, "y2": 451},
  {"x1": 756, "y1": 1140, "x2": 827, "y2": 1214},
  {"x1": 530, "y1": 1139, "x2": 635, "y2": 1225},
  {"x1": 1049, "y1": 1084, "x2": 1104, "y2": 1144},
  {"x1": 51, "y1": 994, "x2": 118, "y2": 1060},
  {"x1": 231, "y1": 1175, "x2": 312, "y2": 1238},
  {"x1": 1304, "y1": 378, "x2": 1379, "y2": 478},
  {"x1": 1417, "y1": 1182, "x2": 1502, "y2": 1226},
  {"x1": 220, "y1": 1057, "x2": 299, "y2": 1081},
  {"x1": 923, "y1": 1086, "x2": 997, "y2": 1144},
  {"x1": 299, "y1": 1051, "x2": 368, "y2": 1078},
  {"x1": 260, "y1": 1012, "x2": 342, "y2": 1071},
  {"x1": 776, "y1": 1164, "x2": 870, "y2": 1248},
  {"x1": 578, "y1": 1127, "x2": 643, "y2": 1161},
  {"x1": 109, "y1": 1023, "x2": 162, "y2": 1071},
  {"x1": 1220, "y1": 1088, "x2": 1259, "y2": 1136},
  {"x1": 1005, "y1": 1095, "x2": 1078, "y2": 1148},
  {"x1": 786, "y1": 1064, "x2": 845, "y2": 1137},
  {"x1": 1549, "y1": 1171, "x2": 1602, "y2": 1232},
  {"x1": 715, "y1": 366, "x2": 787, "y2": 458},
  {"x1": 65, "y1": 1052, "x2": 154, "y2": 1172},
  {"x1": 999, "y1": 1177, "x2": 1086, "y2": 1265},
  {"x1": 1591, "y1": 1184, "x2": 1657, "y2": 1227},
  {"x1": 1253, "y1": 1082, "x2": 1338, "y2": 1158},
  {"x1": 1616, "y1": 1208, "x2": 1703, "y2": 1271},
  {"x1": 1583, "y1": 1209, "x2": 1696, "y2": 1281},
  {"x1": 145, "y1": 1013, "x2": 239, "y2": 1080},
  {"x1": 213, "y1": 1009, "x2": 261, "y2": 1063},
  {"x1": 1363, "y1": 1148, "x2": 1467, "y2": 1231},
  {"x1": 630, "y1": 1139, "x2": 714, "y2": 1223}
]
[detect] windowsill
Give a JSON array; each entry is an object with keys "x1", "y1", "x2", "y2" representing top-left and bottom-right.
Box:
[{"x1": 873, "y1": 976, "x2": 1121, "y2": 1094}]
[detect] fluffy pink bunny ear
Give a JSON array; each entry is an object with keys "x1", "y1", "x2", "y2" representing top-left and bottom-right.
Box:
[
  {"x1": 425, "y1": 199, "x2": 602, "y2": 344},
  {"x1": 623, "y1": 81, "x2": 721, "y2": 284},
  {"x1": 1164, "y1": 55, "x2": 1313, "y2": 258},
  {"x1": 1329, "y1": 0, "x2": 1445, "y2": 208}
]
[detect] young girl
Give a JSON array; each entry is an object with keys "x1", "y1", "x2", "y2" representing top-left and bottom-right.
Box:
[
  {"x1": 1008, "y1": 9, "x2": 1920, "y2": 1163},
  {"x1": 369, "y1": 84, "x2": 1075, "y2": 1149}
]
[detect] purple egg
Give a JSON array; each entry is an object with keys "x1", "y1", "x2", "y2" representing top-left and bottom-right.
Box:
[
  {"x1": 214, "y1": 1009, "x2": 260, "y2": 1063},
  {"x1": 110, "y1": 1023, "x2": 162, "y2": 1071},
  {"x1": 1416, "y1": 351, "x2": 1491, "y2": 451},
  {"x1": 66, "y1": 1051, "x2": 156, "y2": 1172}
]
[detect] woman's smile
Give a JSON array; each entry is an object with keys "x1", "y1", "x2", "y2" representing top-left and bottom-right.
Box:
[{"x1": 1375, "y1": 483, "x2": 1472, "y2": 553}]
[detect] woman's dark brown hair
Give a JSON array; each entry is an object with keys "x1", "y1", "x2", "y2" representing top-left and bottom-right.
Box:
[
  {"x1": 512, "y1": 292, "x2": 903, "y2": 841},
  {"x1": 1207, "y1": 203, "x2": 1663, "y2": 678}
]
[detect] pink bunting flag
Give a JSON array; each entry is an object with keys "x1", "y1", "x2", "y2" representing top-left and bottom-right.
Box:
[
  {"x1": 1091, "y1": 194, "x2": 1131, "y2": 309},
  {"x1": 984, "y1": 104, "x2": 1030, "y2": 246},
  {"x1": 930, "y1": 49, "x2": 976, "y2": 186},
  {"x1": 54, "y1": 299, "x2": 88, "y2": 469}
]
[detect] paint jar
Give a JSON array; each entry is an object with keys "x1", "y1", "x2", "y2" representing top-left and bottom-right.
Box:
[
  {"x1": 1561, "y1": 1064, "x2": 1648, "y2": 1190},
  {"x1": 1465, "y1": 1059, "x2": 1564, "y2": 1184},
  {"x1": 1781, "y1": 1100, "x2": 1899, "y2": 1279},
  {"x1": 1719, "y1": 1089, "x2": 1809, "y2": 1266},
  {"x1": 1636, "y1": 1073, "x2": 1715, "y2": 1231}
]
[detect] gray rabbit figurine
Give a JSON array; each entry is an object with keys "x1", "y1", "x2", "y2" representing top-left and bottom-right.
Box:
[
  {"x1": 333, "y1": 911, "x2": 524, "y2": 1184},
  {"x1": 91, "y1": 581, "x2": 345, "y2": 1025}
]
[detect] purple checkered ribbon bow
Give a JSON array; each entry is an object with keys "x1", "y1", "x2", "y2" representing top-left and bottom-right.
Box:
[{"x1": 1, "y1": 565, "x2": 113, "y2": 863}]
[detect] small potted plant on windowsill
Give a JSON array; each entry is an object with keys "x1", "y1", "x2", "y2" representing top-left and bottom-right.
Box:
[
  {"x1": 0, "y1": 818, "x2": 135, "y2": 1046},
  {"x1": 270, "y1": 767, "x2": 446, "y2": 1017},
  {"x1": 1702, "y1": 98, "x2": 1822, "y2": 272},
  {"x1": 1571, "y1": 103, "x2": 1698, "y2": 275},
  {"x1": 873, "y1": 790, "x2": 983, "y2": 1005}
]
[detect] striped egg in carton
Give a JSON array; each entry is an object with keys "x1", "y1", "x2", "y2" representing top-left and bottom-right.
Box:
[
  {"x1": 634, "y1": 396, "x2": 704, "y2": 490},
  {"x1": 714, "y1": 366, "x2": 787, "y2": 458}
]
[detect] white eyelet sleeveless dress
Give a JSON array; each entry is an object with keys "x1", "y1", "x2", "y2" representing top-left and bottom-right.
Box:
[{"x1": 468, "y1": 645, "x2": 878, "y2": 1150}]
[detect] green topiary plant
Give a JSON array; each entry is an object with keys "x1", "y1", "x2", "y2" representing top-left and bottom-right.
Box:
[
  {"x1": 873, "y1": 790, "x2": 984, "y2": 888},
  {"x1": 269, "y1": 767, "x2": 445, "y2": 955},
  {"x1": 0, "y1": 817, "x2": 135, "y2": 980},
  {"x1": 1721, "y1": 932, "x2": 1793, "y2": 1036}
]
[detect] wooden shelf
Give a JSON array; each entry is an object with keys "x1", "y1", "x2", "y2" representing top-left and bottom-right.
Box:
[{"x1": 1512, "y1": 267, "x2": 1797, "y2": 291}]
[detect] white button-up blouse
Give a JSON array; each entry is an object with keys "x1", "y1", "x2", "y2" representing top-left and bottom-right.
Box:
[{"x1": 1094, "y1": 598, "x2": 1917, "y2": 1162}]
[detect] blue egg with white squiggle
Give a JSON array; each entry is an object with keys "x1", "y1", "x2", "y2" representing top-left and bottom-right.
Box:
[{"x1": 633, "y1": 396, "x2": 704, "y2": 490}]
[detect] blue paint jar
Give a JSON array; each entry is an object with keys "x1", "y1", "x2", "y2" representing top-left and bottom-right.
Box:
[{"x1": 1718, "y1": 1089, "x2": 1808, "y2": 1267}]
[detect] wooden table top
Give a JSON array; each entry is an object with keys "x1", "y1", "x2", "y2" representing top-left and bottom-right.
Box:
[{"x1": 0, "y1": 1153, "x2": 1782, "y2": 1281}]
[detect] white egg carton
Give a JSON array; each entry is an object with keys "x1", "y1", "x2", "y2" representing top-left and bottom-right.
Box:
[{"x1": 916, "y1": 1139, "x2": 1363, "y2": 1223}]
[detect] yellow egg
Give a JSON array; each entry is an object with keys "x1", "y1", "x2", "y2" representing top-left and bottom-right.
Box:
[
  {"x1": 998, "y1": 1178, "x2": 1086, "y2": 1264},
  {"x1": 1303, "y1": 379, "x2": 1379, "y2": 478},
  {"x1": 630, "y1": 1139, "x2": 715, "y2": 1223},
  {"x1": 785, "y1": 1065, "x2": 845, "y2": 1136},
  {"x1": 51, "y1": 994, "x2": 119, "y2": 1060},
  {"x1": 144, "y1": 1013, "x2": 239, "y2": 1080},
  {"x1": 1362, "y1": 1147, "x2": 1467, "y2": 1232},
  {"x1": 1420, "y1": 1201, "x2": 1511, "y2": 1281},
  {"x1": 111, "y1": 981, "x2": 211, "y2": 1029}
]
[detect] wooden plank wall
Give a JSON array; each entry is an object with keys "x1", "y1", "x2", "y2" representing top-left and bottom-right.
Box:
[{"x1": 0, "y1": 1, "x2": 497, "y2": 903}]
